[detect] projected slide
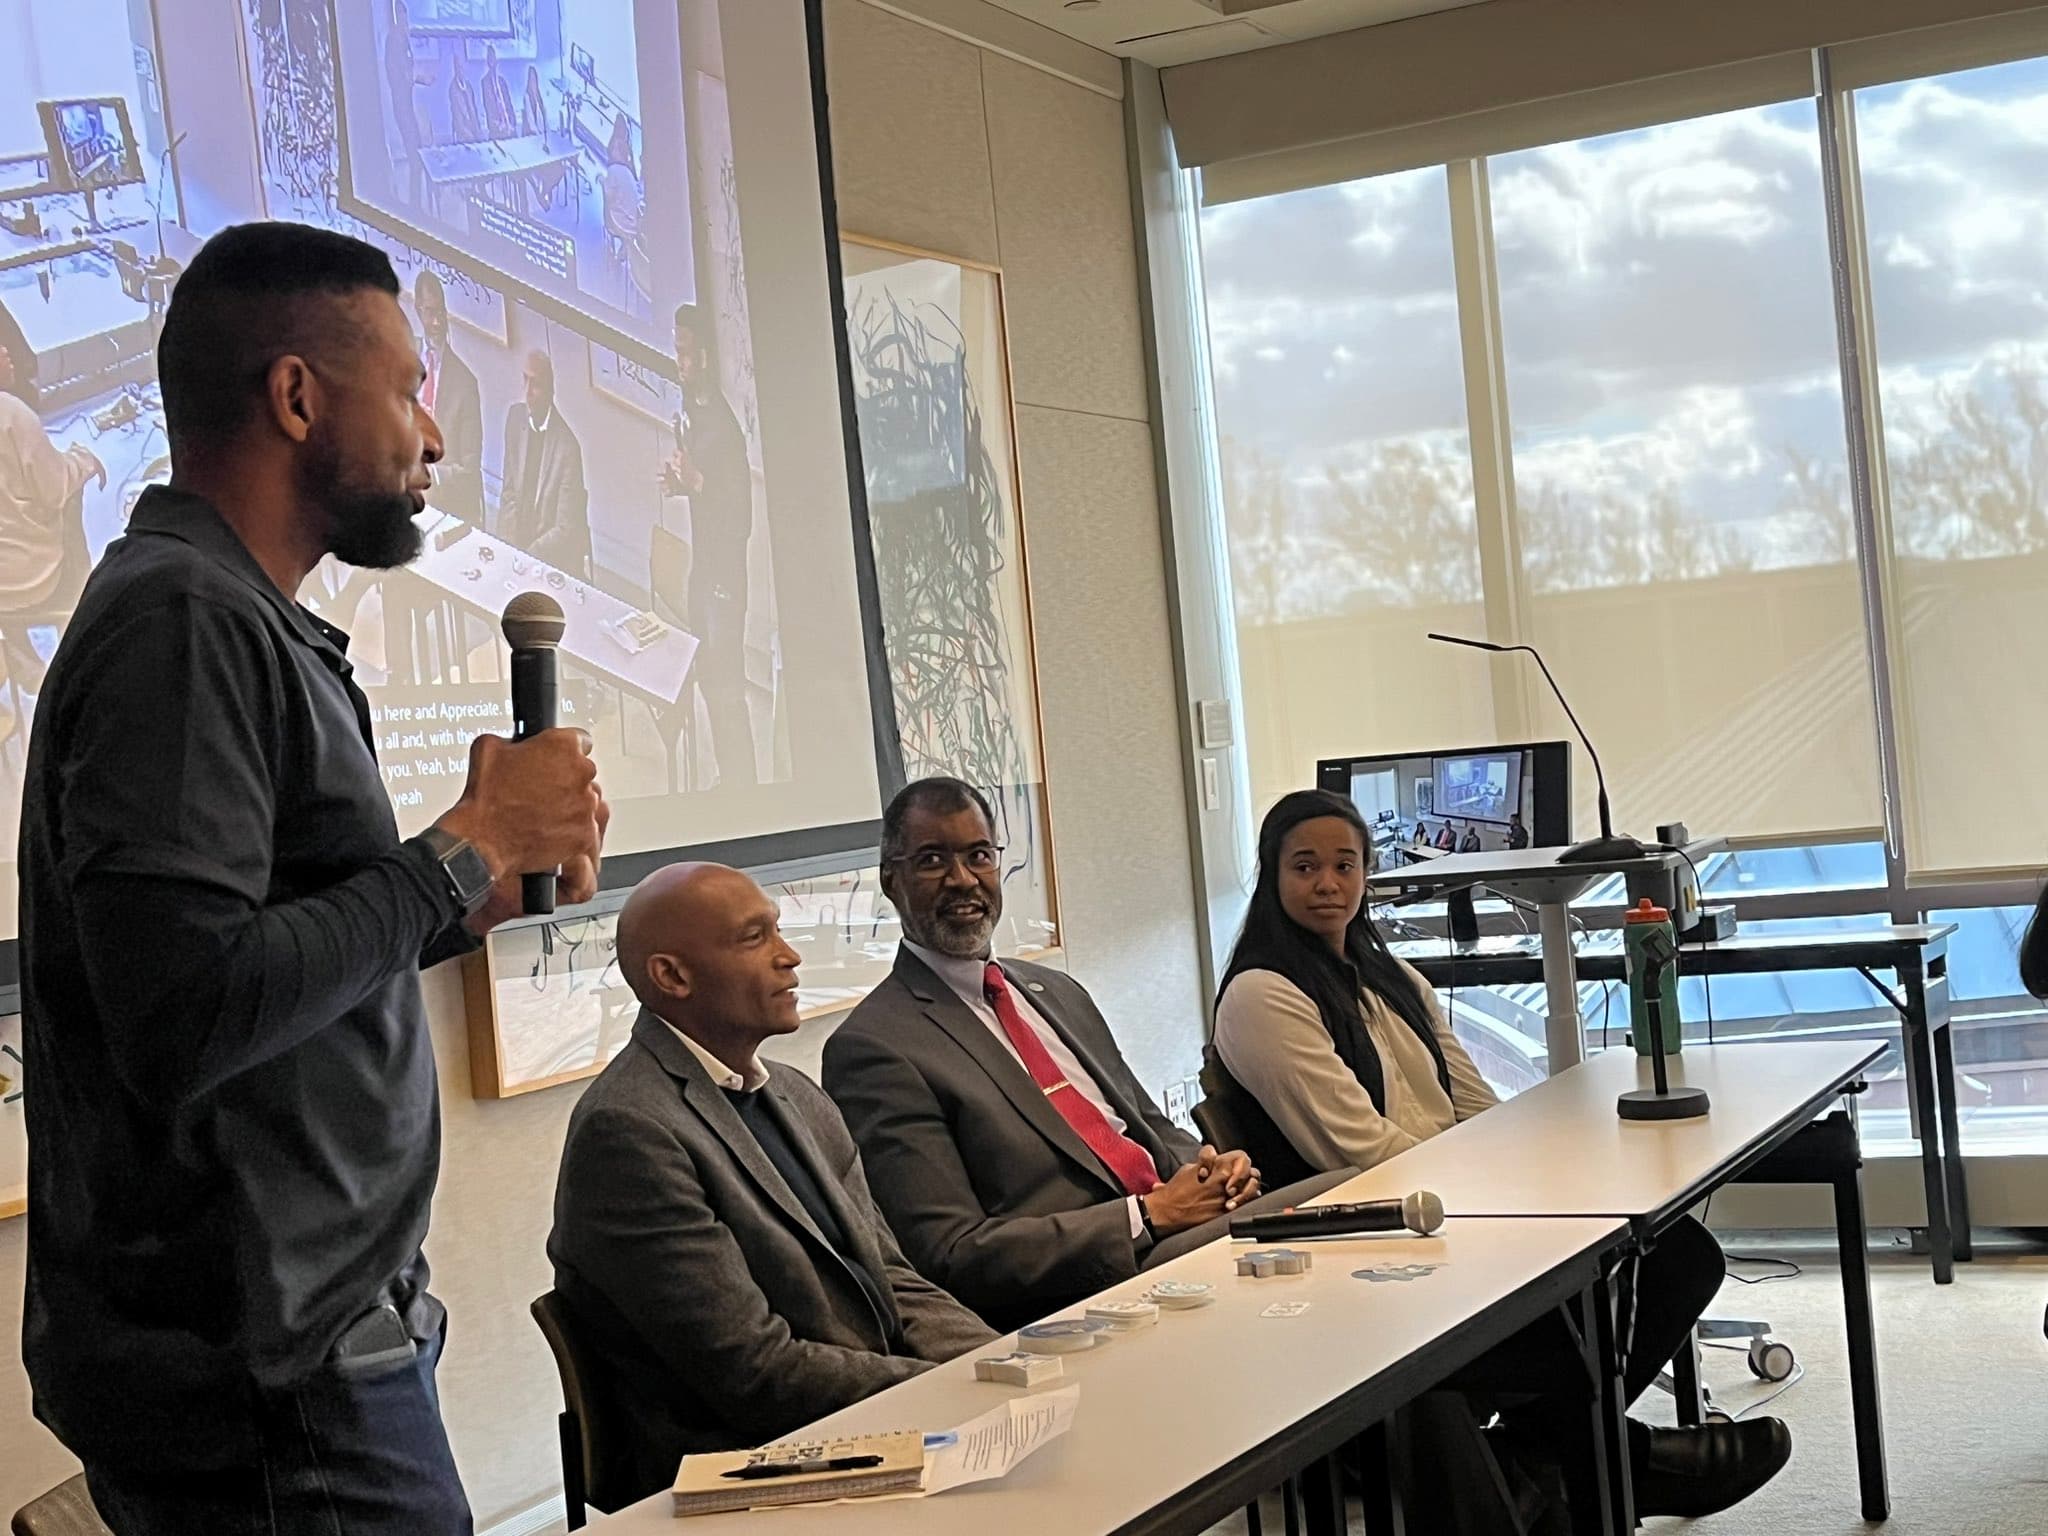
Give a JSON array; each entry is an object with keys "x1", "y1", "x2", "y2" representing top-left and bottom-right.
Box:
[
  {"x1": 0, "y1": 0, "x2": 881, "y2": 940},
  {"x1": 333, "y1": 0, "x2": 691, "y2": 359}
]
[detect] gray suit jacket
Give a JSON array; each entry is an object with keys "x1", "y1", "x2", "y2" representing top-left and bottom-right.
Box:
[
  {"x1": 497, "y1": 404, "x2": 590, "y2": 576},
  {"x1": 822, "y1": 951, "x2": 1201, "y2": 1331},
  {"x1": 549, "y1": 1012, "x2": 994, "y2": 1504}
]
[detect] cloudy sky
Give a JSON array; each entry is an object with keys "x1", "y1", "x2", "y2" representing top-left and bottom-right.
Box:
[{"x1": 1199, "y1": 53, "x2": 2048, "y2": 594}]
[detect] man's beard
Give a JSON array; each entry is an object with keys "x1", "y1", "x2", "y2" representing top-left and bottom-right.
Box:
[
  {"x1": 305, "y1": 446, "x2": 423, "y2": 570},
  {"x1": 903, "y1": 898, "x2": 998, "y2": 958}
]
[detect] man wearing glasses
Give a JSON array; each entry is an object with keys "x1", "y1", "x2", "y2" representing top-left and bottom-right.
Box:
[{"x1": 825, "y1": 777, "x2": 1340, "y2": 1331}]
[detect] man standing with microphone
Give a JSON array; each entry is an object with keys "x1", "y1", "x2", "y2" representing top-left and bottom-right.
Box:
[{"x1": 18, "y1": 222, "x2": 608, "y2": 1533}]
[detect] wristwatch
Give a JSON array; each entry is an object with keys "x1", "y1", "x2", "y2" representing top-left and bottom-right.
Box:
[{"x1": 415, "y1": 827, "x2": 495, "y2": 917}]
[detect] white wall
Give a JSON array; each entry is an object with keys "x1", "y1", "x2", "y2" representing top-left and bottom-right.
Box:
[{"x1": 2, "y1": 1, "x2": 1209, "y2": 1528}]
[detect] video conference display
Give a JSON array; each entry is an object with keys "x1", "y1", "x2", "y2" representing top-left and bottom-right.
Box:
[
  {"x1": 1317, "y1": 742, "x2": 1570, "y2": 858},
  {"x1": 0, "y1": 0, "x2": 883, "y2": 940}
]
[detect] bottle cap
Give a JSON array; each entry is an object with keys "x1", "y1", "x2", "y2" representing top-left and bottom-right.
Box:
[{"x1": 1625, "y1": 897, "x2": 1669, "y2": 924}]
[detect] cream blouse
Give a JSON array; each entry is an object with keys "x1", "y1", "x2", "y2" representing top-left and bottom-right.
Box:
[{"x1": 1213, "y1": 961, "x2": 1498, "y2": 1174}]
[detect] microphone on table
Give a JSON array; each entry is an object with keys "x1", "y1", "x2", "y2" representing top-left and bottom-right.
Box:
[
  {"x1": 502, "y1": 592, "x2": 566, "y2": 915},
  {"x1": 1426, "y1": 632, "x2": 1647, "y2": 864},
  {"x1": 1228, "y1": 1191, "x2": 1445, "y2": 1242}
]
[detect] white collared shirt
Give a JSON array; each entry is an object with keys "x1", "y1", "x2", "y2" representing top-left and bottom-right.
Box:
[
  {"x1": 902, "y1": 940, "x2": 1148, "y2": 1239},
  {"x1": 662, "y1": 1018, "x2": 770, "y2": 1094}
]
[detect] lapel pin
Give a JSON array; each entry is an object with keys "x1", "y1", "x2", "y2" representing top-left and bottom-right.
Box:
[{"x1": 1026, "y1": 982, "x2": 1046, "y2": 993}]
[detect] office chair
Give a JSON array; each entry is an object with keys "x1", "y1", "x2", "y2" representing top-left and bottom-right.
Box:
[
  {"x1": 1193, "y1": 1054, "x2": 1316, "y2": 1191},
  {"x1": 10, "y1": 1475, "x2": 111, "y2": 1536},
  {"x1": 532, "y1": 1289, "x2": 632, "y2": 1529}
]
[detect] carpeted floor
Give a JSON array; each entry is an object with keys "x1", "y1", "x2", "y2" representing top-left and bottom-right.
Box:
[
  {"x1": 1214, "y1": 1245, "x2": 2048, "y2": 1535},
  {"x1": 1637, "y1": 1246, "x2": 2048, "y2": 1535}
]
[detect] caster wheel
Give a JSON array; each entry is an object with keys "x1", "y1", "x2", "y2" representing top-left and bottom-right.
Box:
[
  {"x1": 1748, "y1": 1339, "x2": 1796, "y2": 1383},
  {"x1": 1705, "y1": 1409, "x2": 1735, "y2": 1426}
]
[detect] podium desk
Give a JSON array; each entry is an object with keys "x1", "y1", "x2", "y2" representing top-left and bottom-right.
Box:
[{"x1": 1397, "y1": 923, "x2": 1968, "y2": 1283}]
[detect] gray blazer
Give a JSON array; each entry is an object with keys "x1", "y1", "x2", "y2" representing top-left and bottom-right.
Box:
[
  {"x1": 822, "y1": 951, "x2": 1201, "y2": 1331},
  {"x1": 549, "y1": 1012, "x2": 994, "y2": 1504}
]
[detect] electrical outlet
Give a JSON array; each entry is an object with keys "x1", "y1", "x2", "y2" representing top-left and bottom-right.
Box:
[{"x1": 1163, "y1": 1080, "x2": 1188, "y2": 1124}]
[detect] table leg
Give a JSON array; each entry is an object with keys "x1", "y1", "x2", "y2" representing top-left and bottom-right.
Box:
[
  {"x1": 1297, "y1": 1453, "x2": 1346, "y2": 1536},
  {"x1": 1567, "y1": 1276, "x2": 1630, "y2": 1536},
  {"x1": 1668, "y1": 1328, "x2": 1704, "y2": 1427},
  {"x1": 1832, "y1": 1119, "x2": 1891, "y2": 1521},
  {"x1": 1927, "y1": 988, "x2": 1973, "y2": 1262},
  {"x1": 1355, "y1": 1422, "x2": 1404, "y2": 1536},
  {"x1": 1898, "y1": 994, "x2": 1955, "y2": 1285},
  {"x1": 1537, "y1": 902, "x2": 1586, "y2": 1074}
]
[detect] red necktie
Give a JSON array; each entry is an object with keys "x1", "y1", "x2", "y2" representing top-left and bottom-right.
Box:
[
  {"x1": 422, "y1": 348, "x2": 439, "y2": 412},
  {"x1": 982, "y1": 963, "x2": 1160, "y2": 1198}
]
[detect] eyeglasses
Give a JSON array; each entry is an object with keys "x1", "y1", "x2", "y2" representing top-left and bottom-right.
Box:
[{"x1": 890, "y1": 843, "x2": 1005, "y2": 881}]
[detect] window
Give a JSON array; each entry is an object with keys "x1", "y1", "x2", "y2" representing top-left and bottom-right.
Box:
[
  {"x1": 1490, "y1": 103, "x2": 1884, "y2": 843},
  {"x1": 1857, "y1": 57, "x2": 2048, "y2": 879},
  {"x1": 1184, "y1": 33, "x2": 2048, "y2": 1159},
  {"x1": 1200, "y1": 168, "x2": 1495, "y2": 813},
  {"x1": 1924, "y1": 905, "x2": 2048, "y2": 1152}
]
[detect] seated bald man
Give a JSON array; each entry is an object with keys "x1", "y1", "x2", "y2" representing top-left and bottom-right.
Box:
[
  {"x1": 824, "y1": 777, "x2": 1354, "y2": 1332},
  {"x1": 548, "y1": 864, "x2": 995, "y2": 1506}
]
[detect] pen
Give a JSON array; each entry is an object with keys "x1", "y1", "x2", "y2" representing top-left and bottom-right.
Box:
[{"x1": 721, "y1": 1454, "x2": 886, "y2": 1481}]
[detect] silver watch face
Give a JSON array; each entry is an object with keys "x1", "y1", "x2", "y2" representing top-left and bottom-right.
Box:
[{"x1": 441, "y1": 841, "x2": 494, "y2": 913}]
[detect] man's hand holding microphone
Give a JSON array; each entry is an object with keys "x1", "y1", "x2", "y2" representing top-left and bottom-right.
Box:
[
  {"x1": 430, "y1": 593, "x2": 609, "y2": 937},
  {"x1": 435, "y1": 729, "x2": 609, "y2": 936}
]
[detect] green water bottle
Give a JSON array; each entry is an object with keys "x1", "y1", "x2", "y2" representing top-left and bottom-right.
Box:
[{"x1": 1625, "y1": 898, "x2": 1683, "y2": 1057}]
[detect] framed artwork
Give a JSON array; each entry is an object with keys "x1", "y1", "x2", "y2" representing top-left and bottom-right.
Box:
[
  {"x1": 840, "y1": 235, "x2": 1058, "y2": 957},
  {"x1": 1, "y1": 1012, "x2": 21, "y2": 1219}
]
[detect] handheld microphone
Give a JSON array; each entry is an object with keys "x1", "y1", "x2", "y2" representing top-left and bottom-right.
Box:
[
  {"x1": 1228, "y1": 1191, "x2": 1445, "y2": 1242},
  {"x1": 1426, "y1": 633, "x2": 1647, "y2": 864},
  {"x1": 502, "y1": 592, "x2": 566, "y2": 914}
]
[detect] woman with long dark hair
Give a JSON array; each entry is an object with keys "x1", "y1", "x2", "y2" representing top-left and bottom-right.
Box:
[
  {"x1": 1214, "y1": 789, "x2": 1493, "y2": 1171},
  {"x1": 1208, "y1": 790, "x2": 1791, "y2": 1521}
]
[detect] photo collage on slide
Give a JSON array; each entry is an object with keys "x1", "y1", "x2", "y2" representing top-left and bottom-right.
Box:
[{"x1": 0, "y1": 0, "x2": 785, "y2": 916}]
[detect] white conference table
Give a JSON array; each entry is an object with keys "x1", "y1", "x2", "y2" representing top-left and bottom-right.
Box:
[
  {"x1": 588, "y1": 1216, "x2": 1631, "y2": 1536},
  {"x1": 1315, "y1": 1041, "x2": 1889, "y2": 1523},
  {"x1": 1312, "y1": 1041, "x2": 1881, "y2": 1223}
]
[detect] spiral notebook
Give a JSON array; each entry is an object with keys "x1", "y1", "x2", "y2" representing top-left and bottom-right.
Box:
[{"x1": 671, "y1": 1429, "x2": 925, "y2": 1516}]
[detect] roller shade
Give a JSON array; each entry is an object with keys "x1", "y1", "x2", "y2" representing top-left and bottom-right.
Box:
[{"x1": 1165, "y1": 0, "x2": 2048, "y2": 184}]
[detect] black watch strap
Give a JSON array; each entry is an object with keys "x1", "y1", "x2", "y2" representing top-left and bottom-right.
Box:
[{"x1": 415, "y1": 827, "x2": 495, "y2": 917}]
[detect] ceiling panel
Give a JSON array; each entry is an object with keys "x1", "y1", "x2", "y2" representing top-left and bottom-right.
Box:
[{"x1": 975, "y1": 0, "x2": 1494, "y2": 63}]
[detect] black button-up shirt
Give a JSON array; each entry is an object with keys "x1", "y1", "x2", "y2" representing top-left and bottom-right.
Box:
[{"x1": 19, "y1": 487, "x2": 473, "y2": 1469}]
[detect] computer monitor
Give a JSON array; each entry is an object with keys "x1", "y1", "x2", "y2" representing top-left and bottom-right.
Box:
[
  {"x1": 1315, "y1": 740, "x2": 1572, "y2": 855},
  {"x1": 37, "y1": 97, "x2": 143, "y2": 195}
]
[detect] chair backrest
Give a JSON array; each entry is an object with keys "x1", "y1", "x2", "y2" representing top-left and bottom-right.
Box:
[
  {"x1": 11, "y1": 1474, "x2": 111, "y2": 1536},
  {"x1": 1194, "y1": 1047, "x2": 1316, "y2": 1191},
  {"x1": 532, "y1": 1289, "x2": 633, "y2": 1520}
]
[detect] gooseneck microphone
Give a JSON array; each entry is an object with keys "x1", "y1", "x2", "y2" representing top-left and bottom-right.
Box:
[
  {"x1": 502, "y1": 593, "x2": 566, "y2": 914},
  {"x1": 1228, "y1": 1190, "x2": 1445, "y2": 1242},
  {"x1": 1426, "y1": 633, "x2": 1648, "y2": 864}
]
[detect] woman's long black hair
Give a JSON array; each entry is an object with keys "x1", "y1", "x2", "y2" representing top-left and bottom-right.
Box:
[{"x1": 1220, "y1": 788, "x2": 1437, "y2": 1048}]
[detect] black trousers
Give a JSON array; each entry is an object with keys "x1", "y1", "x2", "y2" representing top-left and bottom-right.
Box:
[
  {"x1": 82, "y1": 1322, "x2": 471, "y2": 1536},
  {"x1": 1453, "y1": 1213, "x2": 1727, "y2": 1421}
]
